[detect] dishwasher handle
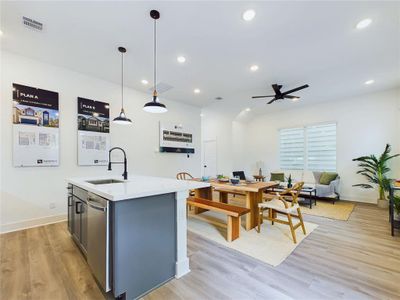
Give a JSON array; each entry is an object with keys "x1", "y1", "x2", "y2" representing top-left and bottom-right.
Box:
[{"x1": 88, "y1": 198, "x2": 107, "y2": 212}]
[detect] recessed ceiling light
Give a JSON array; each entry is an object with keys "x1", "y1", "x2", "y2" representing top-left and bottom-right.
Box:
[
  {"x1": 365, "y1": 79, "x2": 374, "y2": 85},
  {"x1": 194, "y1": 88, "x2": 201, "y2": 94},
  {"x1": 250, "y1": 65, "x2": 259, "y2": 72},
  {"x1": 291, "y1": 97, "x2": 300, "y2": 102},
  {"x1": 0, "y1": 30, "x2": 3, "y2": 36},
  {"x1": 356, "y1": 18, "x2": 372, "y2": 29},
  {"x1": 177, "y1": 56, "x2": 186, "y2": 63},
  {"x1": 141, "y1": 79, "x2": 149, "y2": 85},
  {"x1": 242, "y1": 9, "x2": 256, "y2": 21},
  {"x1": 200, "y1": 113, "x2": 204, "y2": 117},
  {"x1": 245, "y1": 108, "x2": 251, "y2": 112}
]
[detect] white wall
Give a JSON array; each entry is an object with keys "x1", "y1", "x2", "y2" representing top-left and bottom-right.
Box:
[
  {"x1": 203, "y1": 89, "x2": 400, "y2": 203},
  {"x1": 1, "y1": 51, "x2": 202, "y2": 232}
]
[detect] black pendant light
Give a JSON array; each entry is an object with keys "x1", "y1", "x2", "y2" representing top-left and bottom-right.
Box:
[
  {"x1": 113, "y1": 46, "x2": 132, "y2": 124},
  {"x1": 143, "y1": 10, "x2": 168, "y2": 113}
]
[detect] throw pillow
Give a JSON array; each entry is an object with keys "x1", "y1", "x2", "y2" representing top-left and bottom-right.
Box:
[
  {"x1": 319, "y1": 172, "x2": 338, "y2": 185},
  {"x1": 270, "y1": 172, "x2": 285, "y2": 182},
  {"x1": 313, "y1": 171, "x2": 323, "y2": 184}
]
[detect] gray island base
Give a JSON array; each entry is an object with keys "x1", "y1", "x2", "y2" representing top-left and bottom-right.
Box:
[{"x1": 67, "y1": 176, "x2": 209, "y2": 299}]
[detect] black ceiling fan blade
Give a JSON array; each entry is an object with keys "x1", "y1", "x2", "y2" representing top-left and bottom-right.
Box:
[
  {"x1": 284, "y1": 95, "x2": 300, "y2": 99},
  {"x1": 272, "y1": 84, "x2": 281, "y2": 95},
  {"x1": 252, "y1": 95, "x2": 275, "y2": 99},
  {"x1": 282, "y1": 84, "x2": 309, "y2": 95},
  {"x1": 267, "y1": 98, "x2": 277, "y2": 104}
]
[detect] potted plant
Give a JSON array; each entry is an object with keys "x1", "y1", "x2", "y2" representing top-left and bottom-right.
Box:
[
  {"x1": 287, "y1": 174, "x2": 292, "y2": 188},
  {"x1": 353, "y1": 144, "x2": 399, "y2": 208}
]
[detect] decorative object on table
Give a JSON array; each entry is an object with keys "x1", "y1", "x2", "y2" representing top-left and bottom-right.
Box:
[
  {"x1": 143, "y1": 10, "x2": 167, "y2": 113},
  {"x1": 230, "y1": 178, "x2": 240, "y2": 185},
  {"x1": 201, "y1": 176, "x2": 210, "y2": 182},
  {"x1": 395, "y1": 179, "x2": 400, "y2": 188},
  {"x1": 270, "y1": 172, "x2": 285, "y2": 182},
  {"x1": 113, "y1": 47, "x2": 132, "y2": 125},
  {"x1": 253, "y1": 175, "x2": 266, "y2": 182},
  {"x1": 217, "y1": 175, "x2": 229, "y2": 182},
  {"x1": 159, "y1": 122, "x2": 194, "y2": 155},
  {"x1": 287, "y1": 174, "x2": 292, "y2": 188},
  {"x1": 77, "y1": 97, "x2": 110, "y2": 166},
  {"x1": 352, "y1": 144, "x2": 399, "y2": 208},
  {"x1": 12, "y1": 83, "x2": 59, "y2": 167},
  {"x1": 255, "y1": 160, "x2": 265, "y2": 176}
]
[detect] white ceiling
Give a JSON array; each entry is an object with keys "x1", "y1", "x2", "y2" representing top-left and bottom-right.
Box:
[{"x1": 1, "y1": 1, "x2": 400, "y2": 116}]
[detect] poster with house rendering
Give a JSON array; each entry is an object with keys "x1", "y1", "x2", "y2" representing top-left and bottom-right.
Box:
[
  {"x1": 77, "y1": 97, "x2": 110, "y2": 166},
  {"x1": 12, "y1": 83, "x2": 60, "y2": 167}
]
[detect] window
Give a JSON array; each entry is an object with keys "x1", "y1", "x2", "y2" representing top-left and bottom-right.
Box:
[
  {"x1": 279, "y1": 127, "x2": 305, "y2": 170},
  {"x1": 279, "y1": 123, "x2": 336, "y2": 171}
]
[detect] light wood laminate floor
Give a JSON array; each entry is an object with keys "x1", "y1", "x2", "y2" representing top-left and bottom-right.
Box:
[{"x1": 1, "y1": 202, "x2": 400, "y2": 300}]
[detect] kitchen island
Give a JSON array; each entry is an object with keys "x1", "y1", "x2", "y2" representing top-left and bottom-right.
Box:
[{"x1": 67, "y1": 175, "x2": 209, "y2": 300}]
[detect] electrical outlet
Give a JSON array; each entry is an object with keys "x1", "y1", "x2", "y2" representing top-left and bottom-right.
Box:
[{"x1": 49, "y1": 202, "x2": 56, "y2": 209}]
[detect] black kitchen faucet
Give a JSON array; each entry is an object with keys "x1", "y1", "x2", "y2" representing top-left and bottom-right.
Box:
[{"x1": 108, "y1": 147, "x2": 128, "y2": 180}]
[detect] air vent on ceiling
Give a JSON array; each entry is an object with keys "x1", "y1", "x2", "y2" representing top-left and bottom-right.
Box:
[
  {"x1": 215, "y1": 97, "x2": 223, "y2": 100},
  {"x1": 23, "y1": 16, "x2": 43, "y2": 31},
  {"x1": 148, "y1": 82, "x2": 173, "y2": 94}
]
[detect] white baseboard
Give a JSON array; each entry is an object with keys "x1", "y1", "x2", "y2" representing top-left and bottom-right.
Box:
[{"x1": 0, "y1": 214, "x2": 67, "y2": 234}]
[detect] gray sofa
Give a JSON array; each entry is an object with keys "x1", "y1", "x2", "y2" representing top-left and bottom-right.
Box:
[
  {"x1": 272, "y1": 170, "x2": 341, "y2": 201},
  {"x1": 311, "y1": 171, "x2": 340, "y2": 200}
]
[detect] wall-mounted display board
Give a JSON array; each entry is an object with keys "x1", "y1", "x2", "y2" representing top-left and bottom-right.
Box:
[
  {"x1": 159, "y1": 122, "x2": 195, "y2": 154},
  {"x1": 12, "y1": 83, "x2": 59, "y2": 167},
  {"x1": 77, "y1": 97, "x2": 110, "y2": 166}
]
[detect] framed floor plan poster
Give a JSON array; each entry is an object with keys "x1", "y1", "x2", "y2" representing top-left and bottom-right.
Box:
[
  {"x1": 77, "y1": 97, "x2": 110, "y2": 166},
  {"x1": 12, "y1": 83, "x2": 59, "y2": 167}
]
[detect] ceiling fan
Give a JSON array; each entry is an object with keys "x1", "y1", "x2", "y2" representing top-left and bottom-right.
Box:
[{"x1": 252, "y1": 83, "x2": 309, "y2": 104}]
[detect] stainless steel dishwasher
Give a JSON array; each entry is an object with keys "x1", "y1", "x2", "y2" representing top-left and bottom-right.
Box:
[{"x1": 87, "y1": 193, "x2": 110, "y2": 292}]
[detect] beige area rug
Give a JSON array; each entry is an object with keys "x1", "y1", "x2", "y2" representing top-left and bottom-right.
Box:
[
  {"x1": 211, "y1": 191, "x2": 355, "y2": 221},
  {"x1": 187, "y1": 211, "x2": 318, "y2": 267},
  {"x1": 301, "y1": 200, "x2": 355, "y2": 220}
]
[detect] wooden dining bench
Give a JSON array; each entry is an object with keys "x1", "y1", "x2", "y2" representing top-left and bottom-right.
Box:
[{"x1": 187, "y1": 197, "x2": 250, "y2": 242}]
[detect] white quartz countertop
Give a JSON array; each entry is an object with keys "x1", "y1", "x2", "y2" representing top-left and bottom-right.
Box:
[{"x1": 67, "y1": 175, "x2": 210, "y2": 201}]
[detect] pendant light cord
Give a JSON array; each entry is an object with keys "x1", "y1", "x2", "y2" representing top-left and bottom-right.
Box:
[
  {"x1": 121, "y1": 51, "x2": 124, "y2": 109},
  {"x1": 153, "y1": 18, "x2": 157, "y2": 98}
]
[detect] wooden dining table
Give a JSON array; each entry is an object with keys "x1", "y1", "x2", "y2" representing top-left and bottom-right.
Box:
[{"x1": 192, "y1": 179, "x2": 278, "y2": 231}]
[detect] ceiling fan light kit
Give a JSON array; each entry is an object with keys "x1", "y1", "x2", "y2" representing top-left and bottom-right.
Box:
[
  {"x1": 143, "y1": 9, "x2": 168, "y2": 113},
  {"x1": 252, "y1": 83, "x2": 309, "y2": 104}
]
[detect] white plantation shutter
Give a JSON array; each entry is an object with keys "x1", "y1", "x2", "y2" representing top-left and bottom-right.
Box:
[
  {"x1": 279, "y1": 127, "x2": 305, "y2": 170},
  {"x1": 306, "y1": 123, "x2": 336, "y2": 171},
  {"x1": 279, "y1": 123, "x2": 336, "y2": 171}
]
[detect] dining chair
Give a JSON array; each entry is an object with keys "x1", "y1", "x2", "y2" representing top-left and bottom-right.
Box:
[
  {"x1": 257, "y1": 182, "x2": 306, "y2": 244},
  {"x1": 176, "y1": 172, "x2": 195, "y2": 197}
]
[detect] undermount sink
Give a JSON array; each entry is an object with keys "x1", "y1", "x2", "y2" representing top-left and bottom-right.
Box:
[{"x1": 86, "y1": 179, "x2": 124, "y2": 185}]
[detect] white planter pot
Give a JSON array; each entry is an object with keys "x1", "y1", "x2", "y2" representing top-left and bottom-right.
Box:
[{"x1": 377, "y1": 199, "x2": 389, "y2": 209}]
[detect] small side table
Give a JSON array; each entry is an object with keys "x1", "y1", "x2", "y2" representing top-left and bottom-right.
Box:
[{"x1": 253, "y1": 175, "x2": 266, "y2": 182}]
